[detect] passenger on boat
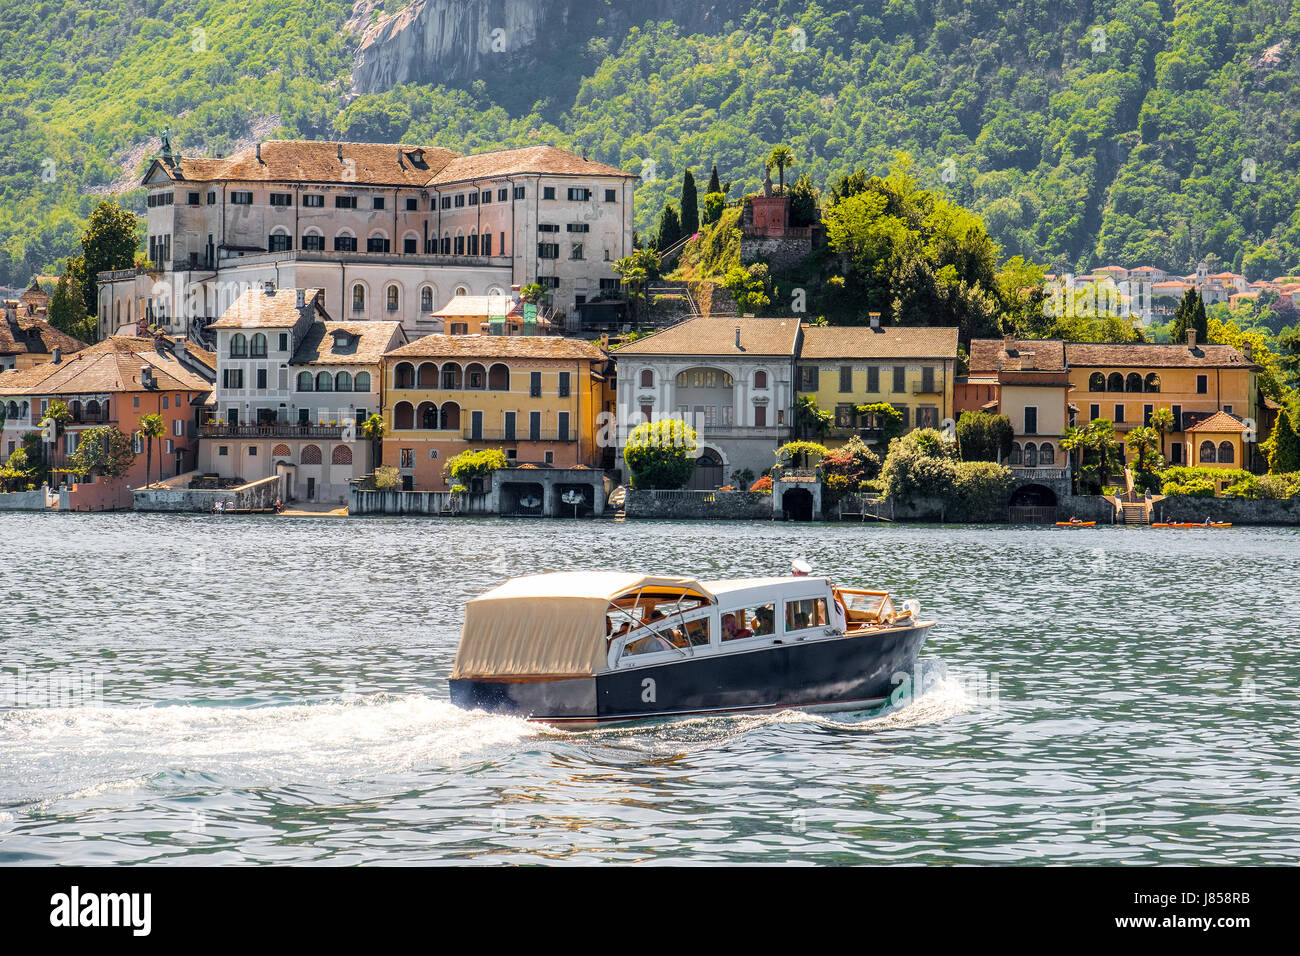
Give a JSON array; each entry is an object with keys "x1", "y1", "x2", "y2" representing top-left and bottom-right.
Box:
[{"x1": 1204, "y1": 516, "x2": 1213, "y2": 526}]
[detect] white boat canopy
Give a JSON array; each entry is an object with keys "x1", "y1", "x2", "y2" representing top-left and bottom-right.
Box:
[{"x1": 452, "y1": 572, "x2": 716, "y2": 679}]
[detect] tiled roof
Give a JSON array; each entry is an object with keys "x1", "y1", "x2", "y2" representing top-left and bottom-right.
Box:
[
  {"x1": 433, "y1": 295, "x2": 523, "y2": 318},
  {"x1": 386, "y1": 334, "x2": 607, "y2": 362},
  {"x1": 210, "y1": 288, "x2": 325, "y2": 329},
  {"x1": 800, "y1": 325, "x2": 959, "y2": 360},
  {"x1": 1186, "y1": 410, "x2": 1248, "y2": 433},
  {"x1": 969, "y1": 339, "x2": 1067, "y2": 372},
  {"x1": 614, "y1": 317, "x2": 801, "y2": 357},
  {"x1": 428, "y1": 146, "x2": 631, "y2": 185},
  {"x1": 1064, "y1": 342, "x2": 1253, "y2": 369},
  {"x1": 291, "y1": 322, "x2": 405, "y2": 366},
  {"x1": 0, "y1": 335, "x2": 213, "y2": 396},
  {"x1": 0, "y1": 315, "x2": 88, "y2": 357},
  {"x1": 153, "y1": 141, "x2": 630, "y2": 189},
  {"x1": 159, "y1": 141, "x2": 458, "y2": 187}
]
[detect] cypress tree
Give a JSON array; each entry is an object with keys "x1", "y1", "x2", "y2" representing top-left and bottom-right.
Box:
[
  {"x1": 707, "y1": 164, "x2": 721, "y2": 195},
  {"x1": 656, "y1": 203, "x2": 681, "y2": 250},
  {"x1": 1171, "y1": 289, "x2": 1209, "y2": 344},
  {"x1": 1268, "y1": 409, "x2": 1300, "y2": 474},
  {"x1": 679, "y1": 169, "x2": 699, "y2": 237}
]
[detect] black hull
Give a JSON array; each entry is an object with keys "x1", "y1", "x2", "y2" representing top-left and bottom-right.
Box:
[{"x1": 449, "y1": 624, "x2": 931, "y2": 727}]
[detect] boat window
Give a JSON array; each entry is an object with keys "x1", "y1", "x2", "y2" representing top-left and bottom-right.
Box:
[
  {"x1": 721, "y1": 605, "x2": 775, "y2": 641},
  {"x1": 622, "y1": 633, "x2": 677, "y2": 657},
  {"x1": 842, "y1": 592, "x2": 886, "y2": 616},
  {"x1": 785, "y1": 597, "x2": 828, "y2": 632}
]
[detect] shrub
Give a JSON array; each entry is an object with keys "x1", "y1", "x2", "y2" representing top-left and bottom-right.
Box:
[
  {"x1": 955, "y1": 410, "x2": 1013, "y2": 462},
  {"x1": 749, "y1": 475, "x2": 773, "y2": 494},
  {"x1": 880, "y1": 432, "x2": 957, "y2": 501},
  {"x1": 445, "y1": 448, "x2": 507, "y2": 487},
  {"x1": 775, "y1": 440, "x2": 828, "y2": 468},
  {"x1": 1161, "y1": 478, "x2": 1216, "y2": 497},
  {"x1": 1267, "y1": 410, "x2": 1300, "y2": 474},
  {"x1": 625, "y1": 418, "x2": 699, "y2": 489},
  {"x1": 947, "y1": 461, "x2": 1014, "y2": 522},
  {"x1": 374, "y1": 465, "x2": 400, "y2": 490}
]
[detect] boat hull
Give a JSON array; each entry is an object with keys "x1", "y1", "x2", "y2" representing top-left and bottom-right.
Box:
[{"x1": 449, "y1": 623, "x2": 932, "y2": 727}]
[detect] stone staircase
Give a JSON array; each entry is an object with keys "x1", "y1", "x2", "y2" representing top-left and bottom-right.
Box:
[{"x1": 1117, "y1": 468, "x2": 1151, "y2": 524}]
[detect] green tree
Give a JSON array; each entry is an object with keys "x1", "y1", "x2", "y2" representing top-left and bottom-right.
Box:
[
  {"x1": 1170, "y1": 289, "x2": 1209, "y2": 345},
  {"x1": 624, "y1": 418, "x2": 698, "y2": 489},
  {"x1": 66, "y1": 424, "x2": 135, "y2": 480},
  {"x1": 47, "y1": 265, "x2": 92, "y2": 342},
  {"x1": 1267, "y1": 409, "x2": 1300, "y2": 475},
  {"x1": 444, "y1": 448, "x2": 508, "y2": 490},
  {"x1": 656, "y1": 203, "x2": 682, "y2": 250},
  {"x1": 137, "y1": 413, "x2": 165, "y2": 488},
  {"x1": 519, "y1": 282, "x2": 545, "y2": 304},
  {"x1": 611, "y1": 247, "x2": 662, "y2": 324},
  {"x1": 722, "y1": 263, "x2": 773, "y2": 313},
  {"x1": 879, "y1": 428, "x2": 958, "y2": 502},
  {"x1": 679, "y1": 169, "x2": 699, "y2": 237},
  {"x1": 786, "y1": 172, "x2": 819, "y2": 228},
  {"x1": 1148, "y1": 407, "x2": 1175, "y2": 460},
  {"x1": 702, "y1": 191, "x2": 726, "y2": 226},
  {"x1": 706, "y1": 165, "x2": 721, "y2": 195},
  {"x1": 1125, "y1": 426, "x2": 1165, "y2": 493},
  {"x1": 1061, "y1": 419, "x2": 1125, "y2": 495},
  {"x1": 855, "y1": 402, "x2": 906, "y2": 447},
  {"x1": 955, "y1": 411, "x2": 1013, "y2": 462},
  {"x1": 79, "y1": 200, "x2": 139, "y2": 318},
  {"x1": 795, "y1": 395, "x2": 833, "y2": 438},
  {"x1": 775, "y1": 440, "x2": 828, "y2": 469},
  {"x1": 766, "y1": 144, "x2": 794, "y2": 194}
]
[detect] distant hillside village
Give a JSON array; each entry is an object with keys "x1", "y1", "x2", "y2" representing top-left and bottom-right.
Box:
[{"x1": 2, "y1": 137, "x2": 1297, "y2": 522}]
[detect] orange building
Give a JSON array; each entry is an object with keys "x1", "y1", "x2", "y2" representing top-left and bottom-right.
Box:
[
  {"x1": 0, "y1": 333, "x2": 215, "y2": 486},
  {"x1": 381, "y1": 335, "x2": 614, "y2": 490}
]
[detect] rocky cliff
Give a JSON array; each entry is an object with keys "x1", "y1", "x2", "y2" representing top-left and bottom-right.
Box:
[{"x1": 350, "y1": 0, "x2": 742, "y2": 95}]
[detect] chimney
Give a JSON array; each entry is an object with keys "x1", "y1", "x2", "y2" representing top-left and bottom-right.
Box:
[
  {"x1": 337, "y1": 144, "x2": 343, "y2": 163},
  {"x1": 1187, "y1": 329, "x2": 1197, "y2": 349},
  {"x1": 296, "y1": 289, "x2": 305, "y2": 308},
  {"x1": 1243, "y1": 341, "x2": 1253, "y2": 361},
  {"x1": 1004, "y1": 333, "x2": 1015, "y2": 353},
  {"x1": 256, "y1": 142, "x2": 263, "y2": 163},
  {"x1": 1020, "y1": 350, "x2": 1036, "y2": 370},
  {"x1": 869, "y1": 312, "x2": 881, "y2": 328},
  {"x1": 263, "y1": 280, "x2": 275, "y2": 296},
  {"x1": 51, "y1": 347, "x2": 61, "y2": 364},
  {"x1": 735, "y1": 326, "x2": 742, "y2": 349}
]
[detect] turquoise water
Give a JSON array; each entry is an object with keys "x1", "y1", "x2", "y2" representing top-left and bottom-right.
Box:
[{"x1": 1, "y1": 513, "x2": 1297, "y2": 864}]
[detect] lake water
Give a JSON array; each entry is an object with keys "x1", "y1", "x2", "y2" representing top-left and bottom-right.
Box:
[{"x1": 1, "y1": 513, "x2": 1297, "y2": 865}]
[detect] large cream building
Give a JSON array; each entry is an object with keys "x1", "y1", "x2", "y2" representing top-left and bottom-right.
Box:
[{"x1": 98, "y1": 139, "x2": 635, "y2": 344}]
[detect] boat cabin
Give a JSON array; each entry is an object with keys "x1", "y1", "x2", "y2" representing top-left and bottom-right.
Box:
[{"x1": 451, "y1": 571, "x2": 909, "y2": 681}]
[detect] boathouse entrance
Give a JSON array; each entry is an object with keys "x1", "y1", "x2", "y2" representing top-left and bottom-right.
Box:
[
  {"x1": 1008, "y1": 483, "x2": 1059, "y2": 523},
  {"x1": 781, "y1": 487, "x2": 815, "y2": 521}
]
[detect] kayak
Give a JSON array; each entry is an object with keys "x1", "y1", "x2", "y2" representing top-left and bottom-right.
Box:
[
  {"x1": 1151, "y1": 522, "x2": 1232, "y2": 529},
  {"x1": 1055, "y1": 521, "x2": 1095, "y2": 527}
]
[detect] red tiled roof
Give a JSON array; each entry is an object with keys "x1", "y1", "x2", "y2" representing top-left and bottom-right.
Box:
[
  {"x1": 968, "y1": 339, "x2": 1067, "y2": 372},
  {"x1": 428, "y1": 145, "x2": 631, "y2": 185},
  {"x1": 0, "y1": 335, "x2": 213, "y2": 396},
  {"x1": 386, "y1": 333, "x2": 607, "y2": 362},
  {"x1": 1064, "y1": 342, "x2": 1253, "y2": 369},
  {"x1": 210, "y1": 288, "x2": 326, "y2": 329},
  {"x1": 1185, "y1": 411, "x2": 1247, "y2": 433},
  {"x1": 800, "y1": 325, "x2": 958, "y2": 360},
  {"x1": 0, "y1": 315, "x2": 88, "y2": 357},
  {"x1": 614, "y1": 316, "x2": 801, "y2": 357}
]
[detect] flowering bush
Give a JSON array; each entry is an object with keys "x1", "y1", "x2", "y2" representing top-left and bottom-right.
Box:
[{"x1": 749, "y1": 475, "x2": 773, "y2": 494}]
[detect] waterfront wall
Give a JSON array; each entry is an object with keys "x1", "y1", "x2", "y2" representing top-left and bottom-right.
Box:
[
  {"x1": 1058, "y1": 496, "x2": 1119, "y2": 524},
  {"x1": 1154, "y1": 495, "x2": 1300, "y2": 525},
  {"x1": 0, "y1": 487, "x2": 49, "y2": 511},
  {"x1": 349, "y1": 488, "x2": 491, "y2": 515},
  {"x1": 134, "y1": 474, "x2": 283, "y2": 512},
  {"x1": 624, "y1": 489, "x2": 773, "y2": 520},
  {"x1": 61, "y1": 478, "x2": 133, "y2": 512}
]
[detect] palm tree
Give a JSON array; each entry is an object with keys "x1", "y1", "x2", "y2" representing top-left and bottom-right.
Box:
[
  {"x1": 1148, "y1": 407, "x2": 1174, "y2": 460},
  {"x1": 361, "y1": 413, "x2": 386, "y2": 473},
  {"x1": 138, "y1": 413, "x2": 165, "y2": 488},
  {"x1": 766, "y1": 145, "x2": 794, "y2": 194},
  {"x1": 1125, "y1": 426, "x2": 1162, "y2": 493}
]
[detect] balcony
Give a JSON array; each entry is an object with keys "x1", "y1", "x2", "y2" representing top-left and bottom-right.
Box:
[
  {"x1": 201, "y1": 423, "x2": 345, "y2": 440},
  {"x1": 462, "y1": 429, "x2": 577, "y2": 443}
]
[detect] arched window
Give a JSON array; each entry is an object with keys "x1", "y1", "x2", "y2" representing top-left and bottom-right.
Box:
[
  {"x1": 315, "y1": 371, "x2": 333, "y2": 392},
  {"x1": 418, "y1": 402, "x2": 438, "y2": 429},
  {"x1": 440, "y1": 402, "x2": 460, "y2": 430},
  {"x1": 86, "y1": 400, "x2": 100, "y2": 418},
  {"x1": 417, "y1": 362, "x2": 438, "y2": 388},
  {"x1": 465, "y1": 363, "x2": 486, "y2": 389},
  {"x1": 441, "y1": 362, "x2": 462, "y2": 389},
  {"x1": 394, "y1": 402, "x2": 414, "y2": 429},
  {"x1": 352, "y1": 284, "x2": 366, "y2": 312},
  {"x1": 394, "y1": 363, "x2": 415, "y2": 389},
  {"x1": 1199, "y1": 440, "x2": 1216, "y2": 463},
  {"x1": 250, "y1": 333, "x2": 267, "y2": 358},
  {"x1": 454, "y1": 286, "x2": 468, "y2": 298},
  {"x1": 1089, "y1": 372, "x2": 1105, "y2": 392},
  {"x1": 331, "y1": 445, "x2": 353, "y2": 465},
  {"x1": 1144, "y1": 373, "x2": 1161, "y2": 393},
  {"x1": 6, "y1": 401, "x2": 15, "y2": 417},
  {"x1": 640, "y1": 369, "x2": 654, "y2": 388},
  {"x1": 1218, "y1": 441, "x2": 1235, "y2": 464},
  {"x1": 70, "y1": 400, "x2": 82, "y2": 420},
  {"x1": 1024, "y1": 442, "x2": 1039, "y2": 468},
  {"x1": 421, "y1": 287, "x2": 434, "y2": 312},
  {"x1": 297, "y1": 371, "x2": 313, "y2": 391},
  {"x1": 301, "y1": 445, "x2": 322, "y2": 465},
  {"x1": 272, "y1": 444, "x2": 291, "y2": 458},
  {"x1": 755, "y1": 370, "x2": 768, "y2": 389},
  {"x1": 1010, "y1": 442, "x2": 1023, "y2": 465},
  {"x1": 386, "y1": 285, "x2": 399, "y2": 312},
  {"x1": 1107, "y1": 372, "x2": 1124, "y2": 392},
  {"x1": 1125, "y1": 372, "x2": 1143, "y2": 392},
  {"x1": 230, "y1": 333, "x2": 247, "y2": 357},
  {"x1": 335, "y1": 370, "x2": 353, "y2": 392},
  {"x1": 353, "y1": 371, "x2": 371, "y2": 392},
  {"x1": 1039, "y1": 443, "x2": 1055, "y2": 465},
  {"x1": 488, "y1": 363, "x2": 510, "y2": 390}
]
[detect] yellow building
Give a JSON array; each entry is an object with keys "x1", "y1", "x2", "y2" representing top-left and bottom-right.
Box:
[
  {"x1": 1184, "y1": 411, "x2": 1248, "y2": 469},
  {"x1": 796, "y1": 324, "x2": 959, "y2": 450},
  {"x1": 381, "y1": 335, "x2": 613, "y2": 490},
  {"x1": 1065, "y1": 332, "x2": 1260, "y2": 467},
  {"x1": 959, "y1": 338, "x2": 1073, "y2": 470}
]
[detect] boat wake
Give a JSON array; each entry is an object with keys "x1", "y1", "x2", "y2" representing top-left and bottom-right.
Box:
[{"x1": 0, "y1": 693, "x2": 543, "y2": 810}]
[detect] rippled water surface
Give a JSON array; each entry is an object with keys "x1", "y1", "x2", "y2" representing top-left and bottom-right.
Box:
[{"x1": 2, "y1": 512, "x2": 1297, "y2": 864}]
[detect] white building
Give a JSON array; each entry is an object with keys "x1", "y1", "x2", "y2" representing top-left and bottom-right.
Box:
[
  {"x1": 613, "y1": 317, "x2": 802, "y2": 488},
  {"x1": 100, "y1": 139, "x2": 635, "y2": 344},
  {"x1": 199, "y1": 285, "x2": 406, "y2": 503}
]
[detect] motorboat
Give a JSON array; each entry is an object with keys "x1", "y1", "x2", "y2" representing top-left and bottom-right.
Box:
[{"x1": 448, "y1": 571, "x2": 934, "y2": 727}]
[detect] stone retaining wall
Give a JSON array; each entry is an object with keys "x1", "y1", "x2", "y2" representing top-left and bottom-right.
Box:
[
  {"x1": 624, "y1": 489, "x2": 773, "y2": 520},
  {"x1": 0, "y1": 487, "x2": 48, "y2": 510},
  {"x1": 134, "y1": 474, "x2": 283, "y2": 512},
  {"x1": 1154, "y1": 495, "x2": 1300, "y2": 525}
]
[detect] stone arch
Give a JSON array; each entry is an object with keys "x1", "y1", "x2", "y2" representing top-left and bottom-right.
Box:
[
  {"x1": 488, "y1": 363, "x2": 510, "y2": 390},
  {"x1": 416, "y1": 361, "x2": 438, "y2": 388},
  {"x1": 393, "y1": 401, "x2": 414, "y2": 429},
  {"x1": 440, "y1": 402, "x2": 461, "y2": 431},
  {"x1": 1217, "y1": 440, "x2": 1234, "y2": 464},
  {"x1": 1199, "y1": 440, "x2": 1216, "y2": 463},
  {"x1": 331, "y1": 445, "x2": 353, "y2": 465},
  {"x1": 417, "y1": 401, "x2": 438, "y2": 429},
  {"x1": 272, "y1": 444, "x2": 292, "y2": 457},
  {"x1": 1107, "y1": 372, "x2": 1125, "y2": 392},
  {"x1": 394, "y1": 362, "x2": 415, "y2": 389},
  {"x1": 1144, "y1": 372, "x2": 1161, "y2": 392},
  {"x1": 300, "y1": 444, "x2": 322, "y2": 465}
]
